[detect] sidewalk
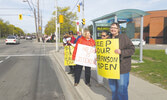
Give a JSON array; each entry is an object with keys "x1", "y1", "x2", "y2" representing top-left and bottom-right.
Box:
[{"x1": 52, "y1": 46, "x2": 167, "y2": 100}]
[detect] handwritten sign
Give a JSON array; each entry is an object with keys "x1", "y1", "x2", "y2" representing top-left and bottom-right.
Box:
[
  {"x1": 64, "y1": 46, "x2": 76, "y2": 66},
  {"x1": 95, "y1": 39, "x2": 120, "y2": 79},
  {"x1": 75, "y1": 44, "x2": 96, "y2": 68}
]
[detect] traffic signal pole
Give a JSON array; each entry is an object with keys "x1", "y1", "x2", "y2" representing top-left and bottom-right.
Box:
[
  {"x1": 55, "y1": 0, "x2": 58, "y2": 52},
  {"x1": 82, "y1": 0, "x2": 84, "y2": 34}
]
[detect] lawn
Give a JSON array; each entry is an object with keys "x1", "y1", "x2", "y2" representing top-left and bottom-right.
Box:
[{"x1": 131, "y1": 49, "x2": 167, "y2": 89}]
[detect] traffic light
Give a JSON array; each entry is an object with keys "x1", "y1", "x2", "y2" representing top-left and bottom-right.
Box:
[
  {"x1": 19, "y1": 14, "x2": 23, "y2": 20},
  {"x1": 39, "y1": 26, "x2": 41, "y2": 31},
  {"x1": 77, "y1": 5, "x2": 80, "y2": 12},
  {"x1": 82, "y1": 18, "x2": 85, "y2": 25},
  {"x1": 59, "y1": 15, "x2": 63, "y2": 23}
]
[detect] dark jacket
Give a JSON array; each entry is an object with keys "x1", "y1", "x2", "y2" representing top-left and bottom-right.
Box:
[
  {"x1": 115, "y1": 34, "x2": 135, "y2": 74},
  {"x1": 74, "y1": 35, "x2": 82, "y2": 44}
]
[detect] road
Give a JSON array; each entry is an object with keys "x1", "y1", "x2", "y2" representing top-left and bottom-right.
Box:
[
  {"x1": 135, "y1": 44, "x2": 167, "y2": 50},
  {"x1": 0, "y1": 39, "x2": 65, "y2": 100}
]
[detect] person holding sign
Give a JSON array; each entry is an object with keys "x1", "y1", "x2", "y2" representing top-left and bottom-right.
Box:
[
  {"x1": 96, "y1": 31, "x2": 110, "y2": 87},
  {"x1": 72, "y1": 30, "x2": 95, "y2": 87},
  {"x1": 63, "y1": 31, "x2": 76, "y2": 74},
  {"x1": 67, "y1": 31, "x2": 76, "y2": 74},
  {"x1": 108, "y1": 22, "x2": 135, "y2": 100}
]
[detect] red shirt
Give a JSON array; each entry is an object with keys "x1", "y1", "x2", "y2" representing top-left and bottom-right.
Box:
[
  {"x1": 70, "y1": 36, "x2": 76, "y2": 44},
  {"x1": 72, "y1": 36, "x2": 95, "y2": 60}
]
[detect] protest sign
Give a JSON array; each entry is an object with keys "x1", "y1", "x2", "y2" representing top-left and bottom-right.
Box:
[
  {"x1": 75, "y1": 44, "x2": 96, "y2": 68},
  {"x1": 64, "y1": 46, "x2": 76, "y2": 66},
  {"x1": 95, "y1": 39, "x2": 120, "y2": 79}
]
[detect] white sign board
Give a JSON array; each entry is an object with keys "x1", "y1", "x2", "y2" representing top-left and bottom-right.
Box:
[{"x1": 75, "y1": 44, "x2": 96, "y2": 68}]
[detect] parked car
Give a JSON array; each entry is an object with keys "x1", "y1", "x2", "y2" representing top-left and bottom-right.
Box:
[
  {"x1": 32, "y1": 35, "x2": 36, "y2": 39},
  {"x1": 20, "y1": 35, "x2": 25, "y2": 39},
  {"x1": 131, "y1": 39, "x2": 146, "y2": 46},
  {"x1": 5, "y1": 35, "x2": 20, "y2": 45},
  {"x1": 26, "y1": 36, "x2": 32, "y2": 40}
]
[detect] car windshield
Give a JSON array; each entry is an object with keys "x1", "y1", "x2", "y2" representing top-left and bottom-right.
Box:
[{"x1": 7, "y1": 36, "x2": 16, "y2": 39}]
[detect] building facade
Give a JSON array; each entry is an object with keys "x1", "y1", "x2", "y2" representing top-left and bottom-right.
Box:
[{"x1": 143, "y1": 10, "x2": 167, "y2": 44}]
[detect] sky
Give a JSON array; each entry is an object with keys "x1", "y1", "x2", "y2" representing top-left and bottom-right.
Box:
[{"x1": 0, "y1": 0, "x2": 167, "y2": 33}]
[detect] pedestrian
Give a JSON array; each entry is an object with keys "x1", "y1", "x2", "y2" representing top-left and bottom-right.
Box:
[
  {"x1": 42, "y1": 36, "x2": 45, "y2": 43},
  {"x1": 108, "y1": 22, "x2": 135, "y2": 100},
  {"x1": 74, "y1": 31, "x2": 82, "y2": 44},
  {"x1": 63, "y1": 33, "x2": 71, "y2": 46},
  {"x1": 72, "y1": 30, "x2": 95, "y2": 87},
  {"x1": 95, "y1": 31, "x2": 110, "y2": 87},
  {"x1": 67, "y1": 31, "x2": 76, "y2": 74},
  {"x1": 72, "y1": 31, "x2": 82, "y2": 77}
]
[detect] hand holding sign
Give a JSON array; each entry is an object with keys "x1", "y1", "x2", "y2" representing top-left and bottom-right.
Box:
[{"x1": 115, "y1": 49, "x2": 121, "y2": 54}]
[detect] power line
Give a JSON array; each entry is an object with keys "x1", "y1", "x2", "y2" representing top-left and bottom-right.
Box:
[
  {"x1": 0, "y1": 14, "x2": 18, "y2": 16},
  {"x1": 0, "y1": 14, "x2": 33, "y2": 18},
  {"x1": 71, "y1": 0, "x2": 80, "y2": 12},
  {"x1": 0, "y1": 8, "x2": 30, "y2": 10}
]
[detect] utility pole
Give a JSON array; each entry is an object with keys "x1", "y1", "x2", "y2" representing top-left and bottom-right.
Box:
[
  {"x1": 23, "y1": 0, "x2": 38, "y2": 40},
  {"x1": 82, "y1": 0, "x2": 84, "y2": 34},
  {"x1": 34, "y1": 9, "x2": 37, "y2": 36},
  {"x1": 37, "y1": 0, "x2": 40, "y2": 41},
  {"x1": 55, "y1": 0, "x2": 58, "y2": 52},
  {"x1": 41, "y1": 11, "x2": 43, "y2": 34}
]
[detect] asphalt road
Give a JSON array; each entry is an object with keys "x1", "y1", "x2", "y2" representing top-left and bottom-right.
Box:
[
  {"x1": 134, "y1": 44, "x2": 167, "y2": 50},
  {"x1": 0, "y1": 39, "x2": 65, "y2": 100}
]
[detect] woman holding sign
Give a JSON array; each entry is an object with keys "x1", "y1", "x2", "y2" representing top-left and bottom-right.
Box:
[
  {"x1": 96, "y1": 31, "x2": 110, "y2": 87},
  {"x1": 108, "y1": 22, "x2": 135, "y2": 100},
  {"x1": 72, "y1": 30, "x2": 95, "y2": 87}
]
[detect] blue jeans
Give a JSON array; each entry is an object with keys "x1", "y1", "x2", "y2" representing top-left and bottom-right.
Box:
[{"x1": 108, "y1": 72, "x2": 129, "y2": 100}]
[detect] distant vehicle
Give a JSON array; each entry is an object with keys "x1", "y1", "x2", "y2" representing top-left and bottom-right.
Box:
[
  {"x1": 32, "y1": 35, "x2": 36, "y2": 39},
  {"x1": 20, "y1": 35, "x2": 25, "y2": 39},
  {"x1": 5, "y1": 35, "x2": 20, "y2": 45},
  {"x1": 26, "y1": 36, "x2": 32, "y2": 40},
  {"x1": 131, "y1": 39, "x2": 146, "y2": 46}
]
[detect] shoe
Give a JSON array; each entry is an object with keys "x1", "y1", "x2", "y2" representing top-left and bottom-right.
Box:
[
  {"x1": 74, "y1": 83, "x2": 78, "y2": 86},
  {"x1": 72, "y1": 73, "x2": 75, "y2": 77},
  {"x1": 86, "y1": 83, "x2": 91, "y2": 87},
  {"x1": 68, "y1": 71, "x2": 73, "y2": 74},
  {"x1": 95, "y1": 83, "x2": 103, "y2": 87}
]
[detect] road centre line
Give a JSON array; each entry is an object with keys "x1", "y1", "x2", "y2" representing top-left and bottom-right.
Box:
[
  {"x1": 5, "y1": 56, "x2": 10, "y2": 60},
  {"x1": 0, "y1": 54, "x2": 48, "y2": 57},
  {"x1": 0, "y1": 60, "x2": 3, "y2": 63}
]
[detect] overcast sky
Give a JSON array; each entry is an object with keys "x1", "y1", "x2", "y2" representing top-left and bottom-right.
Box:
[{"x1": 0, "y1": 0, "x2": 167, "y2": 33}]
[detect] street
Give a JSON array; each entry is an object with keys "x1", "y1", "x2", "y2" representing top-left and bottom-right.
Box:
[
  {"x1": 1, "y1": 39, "x2": 167, "y2": 100},
  {"x1": 0, "y1": 39, "x2": 65, "y2": 100}
]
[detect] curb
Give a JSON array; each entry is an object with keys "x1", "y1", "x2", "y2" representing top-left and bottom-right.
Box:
[
  {"x1": 50, "y1": 50, "x2": 82, "y2": 100},
  {"x1": 51, "y1": 49, "x2": 112, "y2": 100}
]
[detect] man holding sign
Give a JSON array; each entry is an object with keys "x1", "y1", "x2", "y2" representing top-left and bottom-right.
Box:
[{"x1": 108, "y1": 23, "x2": 135, "y2": 100}]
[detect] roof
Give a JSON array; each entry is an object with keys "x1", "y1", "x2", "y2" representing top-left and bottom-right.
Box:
[{"x1": 92, "y1": 9, "x2": 149, "y2": 22}]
